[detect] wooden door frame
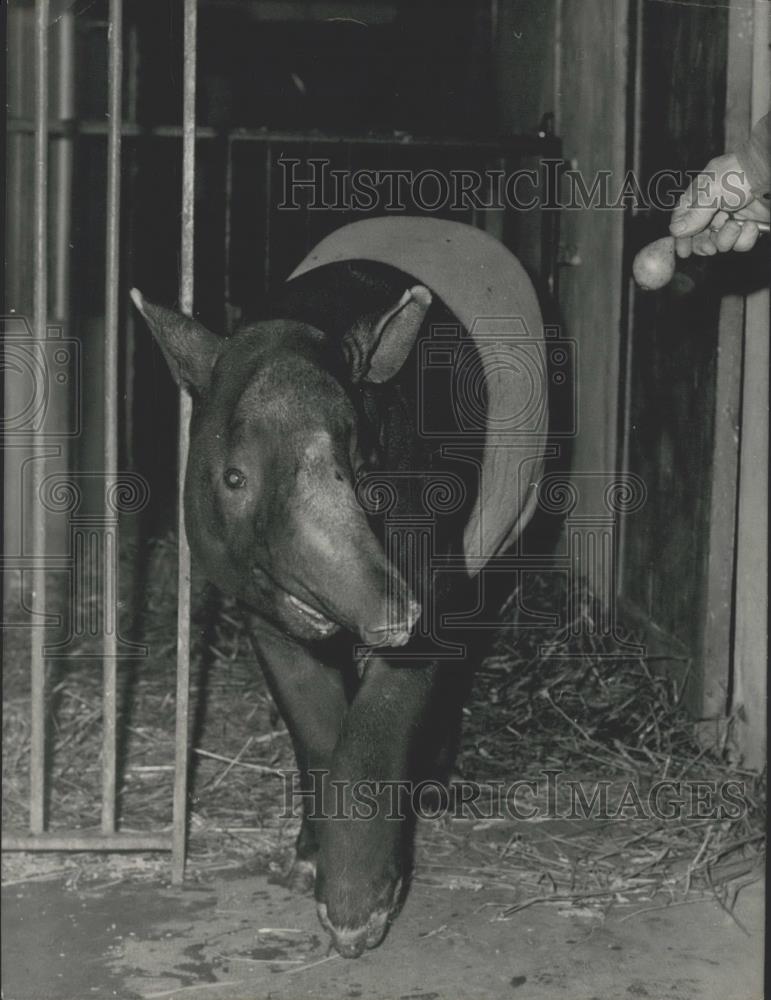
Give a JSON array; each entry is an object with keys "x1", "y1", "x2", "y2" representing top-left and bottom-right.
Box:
[
  {"x1": 699, "y1": 0, "x2": 768, "y2": 766},
  {"x1": 726, "y1": 0, "x2": 768, "y2": 769},
  {"x1": 557, "y1": 0, "x2": 629, "y2": 515},
  {"x1": 617, "y1": 0, "x2": 767, "y2": 765}
]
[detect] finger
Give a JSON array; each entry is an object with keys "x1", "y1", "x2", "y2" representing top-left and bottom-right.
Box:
[
  {"x1": 670, "y1": 172, "x2": 721, "y2": 237},
  {"x1": 708, "y1": 210, "x2": 730, "y2": 232},
  {"x1": 732, "y1": 221, "x2": 759, "y2": 252},
  {"x1": 713, "y1": 218, "x2": 742, "y2": 252},
  {"x1": 670, "y1": 191, "x2": 717, "y2": 237},
  {"x1": 671, "y1": 154, "x2": 755, "y2": 237},
  {"x1": 675, "y1": 235, "x2": 693, "y2": 258},
  {"x1": 692, "y1": 231, "x2": 718, "y2": 255}
]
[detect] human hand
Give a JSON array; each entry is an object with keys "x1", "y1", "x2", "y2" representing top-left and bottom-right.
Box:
[{"x1": 669, "y1": 153, "x2": 770, "y2": 258}]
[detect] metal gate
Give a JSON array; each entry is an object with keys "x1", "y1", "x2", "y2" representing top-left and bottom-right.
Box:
[{"x1": 2, "y1": 0, "x2": 198, "y2": 881}]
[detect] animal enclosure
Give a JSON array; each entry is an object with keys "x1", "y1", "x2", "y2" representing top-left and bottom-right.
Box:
[
  {"x1": 1, "y1": 0, "x2": 766, "y2": 987},
  {"x1": 4, "y1": 0, "x2": 566, "y2": 865}
]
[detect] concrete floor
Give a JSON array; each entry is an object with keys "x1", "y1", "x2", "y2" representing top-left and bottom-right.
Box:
[{"x1": 1, "y1": 863, "x2": 764, "y2": 1000}]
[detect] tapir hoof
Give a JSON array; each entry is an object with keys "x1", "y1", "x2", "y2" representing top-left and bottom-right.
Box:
[{"x1": 316, "y1": 877, "x2": 403, "y2": 958}]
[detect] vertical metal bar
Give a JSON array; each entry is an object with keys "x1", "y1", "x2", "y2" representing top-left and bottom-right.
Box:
[
  {"x1": 616, "y1": 0, "x2": 643, "y2": 595},
  {"x1": 5, "y1": 10, "x2": 34, "y2": 578},
  {"x1": 172, "y1": 0, "x2": 197, "y2": 884},
  {"x1": 30, "y1": 0, "x2": 50, "y2": 837},
  {"x1": 123, "y1": 21, "x2": 139, "y2": 467},
  {"x1": 263, "y1": 142, "x2": 271, "y2": 294},
  {"x1": 52, "y1": 9, "x2": 74, "y2": 321},
  {"x1": 223, "y1": 135, "x2": 233, "y2": 331},
  {"x1": 102, "y1": 0, "x2": 123, "y2": 835},
  {"x1": 552, "y1": 0, "x2": 562, "y2": 135}
]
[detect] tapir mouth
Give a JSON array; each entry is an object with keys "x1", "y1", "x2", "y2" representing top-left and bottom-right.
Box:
[
  {"x1": 252, "y1": 566, "x2": 419, "y2": 646},
  {"x1": 285, "y1": 593, "x2": 338, "y2": 637},
  {"x1": 252, "y1": 564, "x2": 341, "y2": 638}
]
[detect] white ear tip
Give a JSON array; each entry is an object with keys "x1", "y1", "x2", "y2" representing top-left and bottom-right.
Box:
[
  {"x1": 410, "y1": 285, "x2": 432, "y2": 306},
  {"x1": 129, "y1": 287, "x2": 144, "y2": 312}
]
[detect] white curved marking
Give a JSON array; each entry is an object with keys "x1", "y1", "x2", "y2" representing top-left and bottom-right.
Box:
[{"x1": 289, "y1": 217, "x2": 548, "y2": 573}]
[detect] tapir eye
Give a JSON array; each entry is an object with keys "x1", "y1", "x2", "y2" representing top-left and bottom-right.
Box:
[{"x1": 223, "y1": 467, "x2": 247, "y2": 490}]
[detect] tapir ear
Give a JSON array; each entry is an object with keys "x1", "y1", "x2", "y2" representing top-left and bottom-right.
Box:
[
  {"x1": 343, "y1": 285, "x2": 432, "y2": 384},
  {"x1": 130, "y1": 288, "x2": 221, "y2": 396}
]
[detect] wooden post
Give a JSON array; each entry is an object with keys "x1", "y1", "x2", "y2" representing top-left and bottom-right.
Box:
[
  {"x1": 698, "y1": 0, "x2": 753, "y2": 735},
  {"x1": 557, "y1": 0, "x2": 628, "y2": 534},
  {"x1": 701, "y1": 0, "x2": 768, "y2": 765},
  {"x1": 731, "y1": 0, "x2": 768, "y2": 769},
  {"x1": 698, "y1": 2, "x2": 752, "y2": 742}
]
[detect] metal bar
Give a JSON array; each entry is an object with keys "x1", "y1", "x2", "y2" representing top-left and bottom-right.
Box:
[
  {"x1": 52, "y1": 10, "x2": 75, "y2": 321},
  {"x1": 223, "y1": 135, "x2": 233, "y2": 329},
  {"x1": 212, "y1": 128, "x2": 561, "y2": 154},
  {"x1": 2, "y1": 833, "x2": 172, "y2": 852},
  {"x1": 30, "y1": 0, "x2": 50, "y2": 838},
  {"x1": 171, "y1": 0, "x2": 197, "y2": 886},
  {"x1": 123, "y1": 20, "x2": 139, "y2": 467},
  {"x1": 5, "y1": 117, "x2": 562, "y2": 154},
  {"x1": 263, "y1": 142, "x2": 271, "y2": 293},
  {"x1": 101, "y1": 0, "x2": 123, "y2": 837},
  {"x1": 616, "y1": 0, "x2": 643, "y2": 594}
]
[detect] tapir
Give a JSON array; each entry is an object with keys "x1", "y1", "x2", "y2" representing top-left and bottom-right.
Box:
[{"x1": 132, "y1": 217, "x2": 547, "y2": 957}]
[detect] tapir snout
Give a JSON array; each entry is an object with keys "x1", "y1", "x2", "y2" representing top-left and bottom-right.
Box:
[{"x1": 271, "y1": 432, "x2": 422, "y2": 647}]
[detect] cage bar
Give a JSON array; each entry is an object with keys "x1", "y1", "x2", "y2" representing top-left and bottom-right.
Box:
[
  {"x1": 223, "y1": 135, "x2": 233, "y2": 328},
  {"x1": 3, "y1": 0, "x2": 176, "y2": 866},
  {"x1": 263, "y1": 142, "x2": 272, "y2": 293},
  {"x1": 6, "y1": 118, "x2": 561, "y2": 154},
  {"x1": 29, "y1": 0, "x2": 50, "y2": 838},
  {"x1": 52, "y1": 11, "x2": 75, "y2": 323},
  {"x1": 101, "y1": 0, "x2": 123, "y2": 837},
  {"x1": 3, "y1": 833, "x2": 173, "y2": 852},
  {"x1": 171, "y1": 0, "x2": 198, "y2": 885}
]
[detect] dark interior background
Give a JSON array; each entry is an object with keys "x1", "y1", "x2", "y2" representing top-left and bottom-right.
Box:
[
  {"x1": 60, "y1": 0, "x2": 556, "y2": 538},
  {"x1": 7, "y1": 0, "x2": 764, "y2": 727}
]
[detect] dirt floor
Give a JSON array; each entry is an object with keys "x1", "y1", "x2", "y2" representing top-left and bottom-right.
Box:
[
  {"x1": 1, "y1": 840, "x2": 764, "y2": 1000},
  {"x1": 2, "y1": 569, "x2": 766, "y2": 999}
]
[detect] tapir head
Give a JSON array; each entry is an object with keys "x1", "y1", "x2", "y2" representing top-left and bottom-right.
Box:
[{"x1": 131, "y1": 285, "x2": 430, "y2": 647}]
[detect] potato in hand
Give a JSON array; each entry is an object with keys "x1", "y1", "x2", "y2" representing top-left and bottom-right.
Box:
[{"x1": 632, "y1": 236, "x2": 676, "y2": 290}]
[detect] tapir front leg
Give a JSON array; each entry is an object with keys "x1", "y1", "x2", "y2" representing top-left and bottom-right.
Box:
[
  {"x1": 241, "y1": 611, "x2": 349, "y2": 890},
  {"x1": 315, "y1": 656, "x2": 438, "y2": 958}
]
